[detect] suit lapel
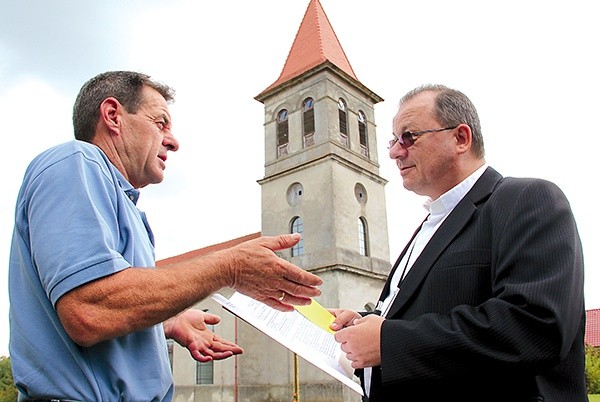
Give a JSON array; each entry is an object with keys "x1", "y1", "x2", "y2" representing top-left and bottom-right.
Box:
[
  {"x1": 377, "y1": 220, "x2": 427, "y2": 302},
  {"x1": 384, "y1": 167, "x2": 503, "y2": 317}
]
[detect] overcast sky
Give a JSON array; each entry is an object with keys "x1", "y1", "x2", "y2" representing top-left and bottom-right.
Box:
[{"x1": 1, "y1": 0, "x2": 598, "y2": 356}]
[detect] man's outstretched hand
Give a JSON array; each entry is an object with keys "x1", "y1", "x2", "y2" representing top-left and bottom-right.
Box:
[
  {"x1": 164, "y1": 309, "x2": 243, "y2": 362},
  {"x1": 226, "y1": 234, "x2": 322, "y2": 311}
]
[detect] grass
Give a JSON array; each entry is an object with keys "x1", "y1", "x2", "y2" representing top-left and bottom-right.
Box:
[{"x1": 589, "y1": 395, "x2": 600, "y2": 402}]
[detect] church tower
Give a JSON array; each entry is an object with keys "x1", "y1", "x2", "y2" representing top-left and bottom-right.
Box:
[
  {"x1": 167, "y1": 2, "x2": 392, "y2": 401},
  {"x1": 232, "y1": 2, "x2": 392, "y2": 399},
  {"x1": 255, "y1": 0, "x2": 390, "y2": 310}
]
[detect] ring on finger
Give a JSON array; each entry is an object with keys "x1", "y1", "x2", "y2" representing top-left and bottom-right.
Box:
[{"x1": 278, "y1": 292, "x2": 286, "y2": 301}]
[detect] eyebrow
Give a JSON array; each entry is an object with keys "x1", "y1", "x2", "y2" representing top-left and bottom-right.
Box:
[{"x1": 158, "y1": 113, "x2": 171, "y2": 125}]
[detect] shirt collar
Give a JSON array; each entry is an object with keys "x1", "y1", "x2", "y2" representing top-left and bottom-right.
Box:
[
  {"x1": 425, "y1": 164, "x2": 488, "y2": 216},
  {"x1": 125, "y1": 188, "x2": 140, "y2": 204},
  {"x1": 90, "y1": 142, "x2": 141, "y2": 205},
  {"x1": 111, "y1": 164, "x2": 140, "y2": 204}
]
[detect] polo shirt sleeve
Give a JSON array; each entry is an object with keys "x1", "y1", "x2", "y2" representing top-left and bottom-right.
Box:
[{"x1": 24, "y1": 151, "x2": 132, "y2": 306}]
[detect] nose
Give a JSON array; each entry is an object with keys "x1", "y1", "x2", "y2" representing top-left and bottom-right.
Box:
[
  {"x1": 163, "y1": 131, "x2": 180, "y2": 152},
  {"x1": 388, "y1": 141, "x2": 407, "y2": 159}
]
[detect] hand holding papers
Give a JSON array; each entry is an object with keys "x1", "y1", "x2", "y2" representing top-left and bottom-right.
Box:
[{"x1": 211, "y1": 292, "x2": 363, "y2": 396}]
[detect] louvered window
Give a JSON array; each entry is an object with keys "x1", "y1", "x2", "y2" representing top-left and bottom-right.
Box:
[
  {"x1": 358, "y1": 110, "x2": 368, "y2": 157},
  {"x1": 338, "y1": 98, "x2": 348, "y2": 146},
  {"x1": 277, "y1": 109, "x2": 289, "y2": 157},
  {"x1": 303, "y1": 98, "x2": 315, "y2": 147}
]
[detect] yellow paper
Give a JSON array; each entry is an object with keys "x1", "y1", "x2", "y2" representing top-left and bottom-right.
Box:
[{"x1": 295, "y1": 298, "x2": 335, "y2": 334}]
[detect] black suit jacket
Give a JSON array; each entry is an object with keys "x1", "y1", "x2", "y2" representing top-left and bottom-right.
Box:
[{"x1": 364, "y1": 167, "x2": 587, "y2": 402}]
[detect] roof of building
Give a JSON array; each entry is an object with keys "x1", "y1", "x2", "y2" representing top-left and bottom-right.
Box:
[
  {"x1": 257, "y1": 0, "x2": 357, "y2": 97},
  {"x1": 156, "y1": 232, "x2": 261, "y2": 267},
  {"x1": 586, "y1": 308, "x2": 600, "y2": 347}
]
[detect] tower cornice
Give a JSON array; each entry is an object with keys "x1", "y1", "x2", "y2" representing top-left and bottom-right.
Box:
[
  {"x1": 257, "y1": 151, "x2": 388, "y2": 186},
  {"x1": 255, "y1": 61, "x2": 383, "y2": 105}
]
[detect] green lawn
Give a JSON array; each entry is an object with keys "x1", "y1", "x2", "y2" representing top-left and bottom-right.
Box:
[{"x1": 589, "y1": 395, "x2": 600, "y2": 402}]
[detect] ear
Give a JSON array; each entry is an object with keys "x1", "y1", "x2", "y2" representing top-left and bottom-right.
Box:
[
  {"x1": 455, "y1": 124, "x2": 472, "y2": 155},
  {"x1": 99, "y1": 97, "x2": 122, "y2": 136}
]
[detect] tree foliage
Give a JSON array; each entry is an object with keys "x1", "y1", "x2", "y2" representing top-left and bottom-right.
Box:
[
  {"x1": 0, "y1": 356, "x2": 17, "y2": 402},
  {"x1": 587, "y1": 345, "x2": 600, "y2": 394}
]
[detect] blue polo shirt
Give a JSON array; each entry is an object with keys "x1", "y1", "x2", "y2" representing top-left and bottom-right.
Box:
[{"x1": 9, "y1": 140, "x2": 173, "y2": 401}]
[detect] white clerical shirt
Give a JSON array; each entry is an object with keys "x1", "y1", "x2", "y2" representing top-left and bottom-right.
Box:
[{"x1": 363, "y1": 164, "x2": 488, "y2": 396}]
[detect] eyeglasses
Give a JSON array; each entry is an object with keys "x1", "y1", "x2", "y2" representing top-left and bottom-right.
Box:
[{"x1": 387, "y1": 125, "x2": 458, "y2": 150}]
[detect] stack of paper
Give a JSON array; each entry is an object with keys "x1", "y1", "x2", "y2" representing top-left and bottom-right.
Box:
[{"x1": 211, "y1": 292, "x2": 363, "y2": 396}]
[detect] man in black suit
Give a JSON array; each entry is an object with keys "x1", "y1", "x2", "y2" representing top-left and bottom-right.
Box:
[{"x1": 331, "y1": 84, "x2": 587, "y2": 401}]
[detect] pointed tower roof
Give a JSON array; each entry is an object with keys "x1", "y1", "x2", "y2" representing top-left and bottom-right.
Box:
[{"x1": 256, "y1": 0, "x2": 364, "y2": 100}]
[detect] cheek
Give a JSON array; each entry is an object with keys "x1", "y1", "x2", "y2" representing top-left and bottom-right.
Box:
[
  {"x1": 419, "y1": 147, "x2": 451, "y2": 177},
  {"x1": 147, "y1": 136, "x2": 161, "y2": 155},
  {"x1": 428, "y1": 153, "x2": 454, "y2": 179}
]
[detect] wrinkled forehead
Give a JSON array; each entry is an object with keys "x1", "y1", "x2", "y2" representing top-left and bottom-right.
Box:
[
  {"x1": 394, "y1": 92, "x2": 438, "y2": 130},
  {"x1": 140, "y1": 86, "x2": 171, "y2": 115}
]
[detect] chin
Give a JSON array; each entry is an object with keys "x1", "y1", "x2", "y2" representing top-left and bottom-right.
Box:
[{"x1": 152, "y1": 174, "x2": 165, "y2": 184}]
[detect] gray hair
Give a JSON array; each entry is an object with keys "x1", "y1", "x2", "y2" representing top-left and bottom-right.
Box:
[
  {"x1": 401, "y1": 84, "x2": 484, "y2": 158},
  {"x1": 73, "y1": 71, "x2": 175, "y2": 142}
]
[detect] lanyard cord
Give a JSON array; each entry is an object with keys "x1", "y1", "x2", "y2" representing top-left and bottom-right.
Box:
[{"x1": 380, "y1": 234, "x2": 419, "y2": 317}]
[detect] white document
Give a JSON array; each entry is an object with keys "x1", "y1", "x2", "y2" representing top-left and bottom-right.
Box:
[{"x1": 211, "y1": 292, "x2": 363, "y2": 396}]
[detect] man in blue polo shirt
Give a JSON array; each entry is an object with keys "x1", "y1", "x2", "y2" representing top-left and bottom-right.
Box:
[{"x1": 8, "y1": 71, "x2": 322, "y2": 402}]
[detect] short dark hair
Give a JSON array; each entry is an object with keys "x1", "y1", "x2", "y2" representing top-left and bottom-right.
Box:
[
  {"x1": 401, "y1": 84, "x2": 485, "y2": 159},
  {"x1": 72, "y1": 71, "x2": 175, "y2": 142}
]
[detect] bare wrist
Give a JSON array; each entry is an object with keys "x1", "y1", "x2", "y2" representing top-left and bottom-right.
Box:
[{"x1": 215, "y1": 248, "x2": 237, "y2": 289}]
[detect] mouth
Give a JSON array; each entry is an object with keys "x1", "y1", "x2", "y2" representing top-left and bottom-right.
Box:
[
  {"x1": 158, "y1": 154, "x2": 167, "y2": 169},
  {"x1": 399, "y1": 163, "x2": 414, "y2": 176}
]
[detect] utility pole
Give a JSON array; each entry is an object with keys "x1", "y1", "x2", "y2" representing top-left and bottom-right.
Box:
[{"x1": 293, "y1": 353, "x2": 300, "y2": 402}]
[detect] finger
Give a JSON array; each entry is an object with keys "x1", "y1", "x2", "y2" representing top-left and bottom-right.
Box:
[
  {"x1": 330, "y1": 320, "x2": 343, "y2": 331},
  {"x1": 190, "y1": 349, "x2": 214, "y2": 363},
  {"x1": 268, "y1": 289, "x2": 320, "y2": 311},
  {"x1": 331, "y1": 310, "x2": 359, "y2": 330},
  {"x1": 342, "y1": 351, "x2": 364, "y2": 369},
  {"x1": 260, "y1": 297, "x2": 295, "y2": 312},
  {"x1": 264, "y1": 233, "x2": 302, "y2": 252},
  {"x1": 281, "y1": 265, "x2": 323, "y2": 288},
  {"x1": 195, "y1": 349, "x2": 234, "y2": 361},
  {"x1": 260, "y1": 235, "x2": 322, "y2": 288},
  {"x1": 211, "y1": 345, "x2": 243, "y2": 357},
  {"x1": 275, "y1": 292, "x2": 312, "y2": 307},
  {"x1": 210, "y1": 338, "x2": 244, "y2": 355},
  {"x1": 280, "y1": 283, "x2": 321, "y2": 299},
  {"x1": 201, "y1": 344, "x2": 235, "y2": 360},
  {"x1": 210, "y1": 351, "x2": 236, "y2": 361},
  {"x1": 277, "y1": 269, "x2": 322, "y2": 298},
  {"x1": 334, "y1": 328, "x2": 347, "y2": 343},
  {"x1": 190, "y1": 341, "x2": 237, "y2": 362},
  {"x1": 202, "y1": 312, "x2": 221, "y2": 325},
  {"x1": 339, "y1": 342, "x2": 349, "y2": 353}
]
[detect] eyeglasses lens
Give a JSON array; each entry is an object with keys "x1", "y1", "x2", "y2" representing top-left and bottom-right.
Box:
[
  {"x1": 389, "y1": 133, "x2": 413, "y2": 150},
  {"x1": 400, "y1": 133, "x2": 414, "y2": 148}
]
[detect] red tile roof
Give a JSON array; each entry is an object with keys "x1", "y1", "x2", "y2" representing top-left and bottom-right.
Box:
[
  {"x1": 586, "y1": 308, "x2": 600, "y2": 346},
  {"x1": 257, "y1": 0, "x2": 357, "y2": 96},
  {"x1": 156, "y1": 232, "x2": 261, "y2": 267}
]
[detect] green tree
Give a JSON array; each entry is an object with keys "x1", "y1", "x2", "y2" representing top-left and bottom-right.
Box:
[
  {"x1": 587, "y1": 345, "x2": 600, "y2": 394},
  {"x1": 0, "y1": 356, "x2": 18, "y2": 402}
]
